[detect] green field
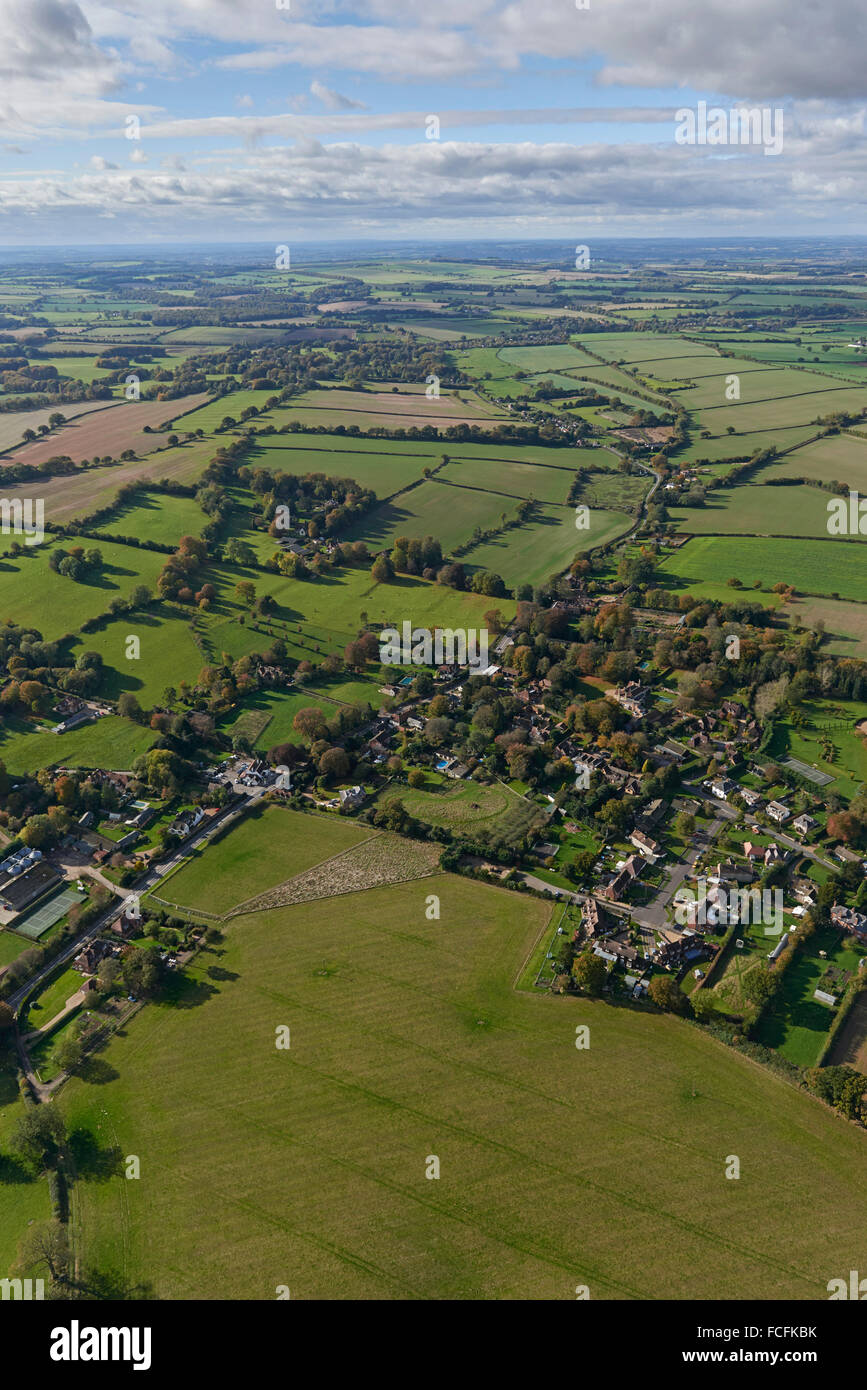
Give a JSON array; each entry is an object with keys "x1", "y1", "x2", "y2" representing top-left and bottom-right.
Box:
[
  {"x1": 378, "y1": 773, "x2": 543, "y2": 845},
  {"x1": 756, "y1": 930, "x2": 864, "y2": 1066},
  {"x1": 102, "y1": 491, "x2": 208, "y2": 545},
  {"x1": 71, "y1": 608, "x2": 205, "y2": 707},
  {"x1": 765, "y1": 699, "x2": 867, "y2": 801},
  {"x1": 764, "y1": 432, "x2": 867, "y2": 490},
  {"x1": 0, "y1": 1092, "x2": 52, "y2": 1273},
  {"x1": 344, "y1": 478, "x2": 522, "y2": 555},
  {"x1": 659, "y1": 535, "x2": 865, "y2": 603},
  {"x1": 0, "y1": 715, "x2": 154, "y2": 773},
  {"x1": 462, "y1": 503, "x2": 632, "y2": 586},
  {"x1": 0, "y1": 540, "x2": 166, "y2": 641},
  {"x1": 58, "y1": 871, "x2": 867, "y2": 1299},
  {"x1": 669, "y1": 482, "x2": 862, "y2": 540},
  {"x1": 153, "y1": 804, "x2": 371, "y2": 916}
]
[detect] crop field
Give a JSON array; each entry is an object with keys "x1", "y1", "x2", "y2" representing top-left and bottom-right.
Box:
[
  {"x1": 154, "y1": 805, "x2": 371, "y2": 916},
  {"x1": 0, "y1": 399, "x2": 124, "y2": 455},
  {"x1": 401, "y1": 314, "x2": 519, "y2": 339},
  {"x1": 0, "y1": 438, "x2": 218, "y2": 526},
  {"x1": 659, "y1": 535, "x2": 864, "y2": 603},
  {"x1": 677, "y1": 423, "x2": 819, "y2": 464},
  {"x1": 575, "y1": 332, "x2": 719, "y2": 365},
  {"x1": 695, "y1": 386, "x2": 866, "y2": 437},
  {"x1": 827, "y1": 990, "x2": 867, "y2": 1074},
  {"x1": 285, "y1": 386, "x2": 507, "y2": 427},
  {"x1": 60, "y1": 871, "x2": 867, "y2": 1299},
  {"x1": 1, "y1": 394, "x2": 213, "y2": 467},
  {"x1": 674, "y1": 365, "x2": 847, "y2": 411}
]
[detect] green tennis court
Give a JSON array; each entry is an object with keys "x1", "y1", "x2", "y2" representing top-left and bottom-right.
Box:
[{"x1": 13, "y1": 887, "x2": 85, "y2": 940}]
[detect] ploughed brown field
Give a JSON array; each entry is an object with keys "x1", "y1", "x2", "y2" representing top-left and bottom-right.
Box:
[{"x1": 1, "y1": 392, "x2": 212, "y2": 466}]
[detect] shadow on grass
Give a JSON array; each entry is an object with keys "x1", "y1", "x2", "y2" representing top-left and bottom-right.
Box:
[
  {"x1": 161, "y1": 973, "x2": 218, "y2": 1010},
  {"x1": 0, "y1": 1152, "x2": 37, "y2": 1184},
  {"x1": 77, "y1": 1056, "x2": 120, "y2": 1086},
  {"x1": 68, "y1": 1128, "x2": 124, "y2": 1182},
  {"x1": 69, "y1": 1268, "x2": 157, "y2": 1301},
  {"x1": 206, "y1": 965, "x2": 239, "y2": 982}
]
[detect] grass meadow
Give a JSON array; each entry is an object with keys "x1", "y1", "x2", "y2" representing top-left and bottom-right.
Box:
[
  {"x1": 153, "y1": 804, "x2": 371, "y2": 916},
  {"x1": 59, "y1": 869, "x2": 867, "y2": 1300}
]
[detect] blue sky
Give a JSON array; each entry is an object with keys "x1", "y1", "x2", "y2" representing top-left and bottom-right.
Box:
[{"x1": 0, "y1": 0, "x2": 864, "y2": 243}]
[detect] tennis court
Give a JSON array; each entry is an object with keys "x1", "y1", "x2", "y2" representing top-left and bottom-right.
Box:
[
  {"x1": 13, "y1": 887, "x2": 85, "y2": 940},
  {"x1": 782, "y1": 757, "x2": 835, "y2": 786}
]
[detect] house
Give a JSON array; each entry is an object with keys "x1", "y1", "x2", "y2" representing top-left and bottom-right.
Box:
[
  {"x1": 738, "y1": 787, "x2": 764, "y2": 810},
  {"x1": 717, "y1": 859, "x2": 755, "y2": 884},
  {"x1": 602, "y1": 854, "x2": 644, "y2": 903},
  {"x1": 721, "y1": 700, "x2": 747, "y2": 720},
  {"x1": 637, "y1": 798, "x2": 666, "y2": 831},
  {"x1": 74, "y1": 940, "x2": 112, "y2": 975},
  {"x1": 446, "y1": 762, "x2": 469, "y2": 780},
  {"x1": 630, "y1": 829, "x2": 662, "y2": 860},
  {"x1": 792, "y1": 813, "x2": 817, "y2": 838},
  {"x1": 710, "y1": 777, "x2": 736, "y2": 801},
  {"x1": 338, "y1": 786, "x2": 365, "y2": 809},
  {"x1": 834, "y1": 844, "x2": 861, "y2": 866},
  {"x1": 611, "y1": 682, "x2": 648, "y2": 718},
  {"x1": 77, "y1": 811, "x2": 95, "y2": 830},
  {"x1": 764, "y1": 842, "x2": 787, "y2": 867},
  {"x1": 110, "y1": 913, "x2": 140, "y2": 939},
  {"x1": 742, "y1": 841, "x2": 763, "y2": 861},
  {"x1": 582, "y1": 897, "x2": 612, "y2": 939},
  {"x1": 54, "y1": 706, "x2": 95, "y2": 735},
  {"x1": 168, "y1": 805, "x2": 205, "y2": 840},
  {"x1": 602, "y1": 935, "x2": 645, "y2": 970},
  {"x1": 831, "y1": 904, "x2": 867, "y2": 940},
  {"x1": 657, "y1": 739, "x2": 688, "y2": 762},
  {"x1": 656, "y1": 929, "x2": 719, "y2": 972},
  {"x1": 766, "y1": 801, "x2": 791, "y2": 824},
  {"x1": 792, "y1": 877, "x2": 817, "y2": 906}
]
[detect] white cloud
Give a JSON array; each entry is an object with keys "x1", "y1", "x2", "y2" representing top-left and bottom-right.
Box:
[
  {"x1": 310, "y1": 80, "x2": 366, "y2": 113},
  {"x1": 1, "y1": 134, "x2": 865, "y2": 241}
]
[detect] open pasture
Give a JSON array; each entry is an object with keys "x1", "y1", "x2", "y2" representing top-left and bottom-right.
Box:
[
  {"x1": 62, "y1": 871, "x2": 867, "y2": 1300},
  {"x1": 658, "y1": 535, "x2": 866, "y2": 604},
  {"x1": 155, "y1": 804, "x2": 371, "y2": 917}
]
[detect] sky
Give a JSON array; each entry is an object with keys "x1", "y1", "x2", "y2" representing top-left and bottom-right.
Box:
[{"x1": 0, "y1": 0, "x2": 865, "y2": 245}]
